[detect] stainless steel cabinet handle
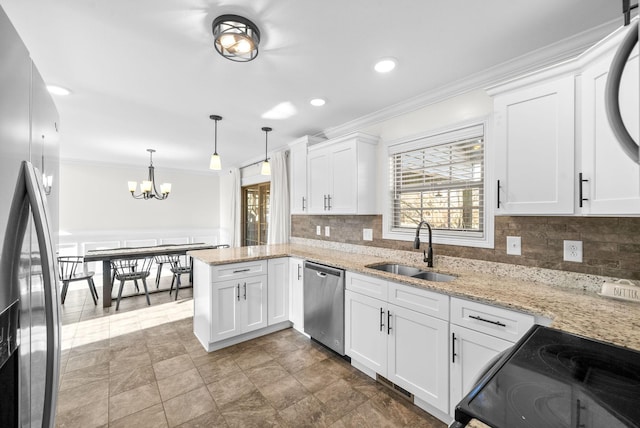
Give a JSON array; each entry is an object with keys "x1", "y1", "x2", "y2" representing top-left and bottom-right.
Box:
[
  {"x1": 579, "y1": 173, "x2": 589, "y2": 208},
  {"x1": 469, "y1": 314, "x2": 506, "y2": 327},
  {"x1": 387, "y1": 311, "x2": 392, "y2": 335},
  {"x1": 379, "y1": 308, "x2": 385, "y2": 332},
  {"x1": 243, "y1": 282, "x2": 247, "y2": 300},
  {"x1": 452, "y1": 332, "x2": 457, "y2": 363},
  {"x1": 233, "y1": 268, "x2": 251, "y2": 273}
]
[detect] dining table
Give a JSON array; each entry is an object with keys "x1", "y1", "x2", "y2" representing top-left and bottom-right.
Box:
[{"x1": 84, "y1": 243, "x2": 218, "y2": 307}]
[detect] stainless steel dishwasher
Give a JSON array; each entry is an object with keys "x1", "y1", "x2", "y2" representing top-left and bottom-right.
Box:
[{"x1": 303, "y1": 261, "x2": 345, "y2": 355}]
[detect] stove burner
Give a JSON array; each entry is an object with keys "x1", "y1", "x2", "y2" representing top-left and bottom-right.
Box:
[
  {"x1": 507, "y1": 382, "x2": 572, "y2": 428},
  {"x1": 538, "y1": 344, "x2": 640, "y2": 393}
]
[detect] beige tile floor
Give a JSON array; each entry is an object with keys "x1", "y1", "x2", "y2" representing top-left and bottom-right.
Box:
[{"x1": 56, "y1": 276, "x2": 447, "y2": 427}]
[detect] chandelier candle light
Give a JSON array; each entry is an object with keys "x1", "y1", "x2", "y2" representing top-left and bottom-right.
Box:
[
  {"x1": 261, "y1": 127, "x2": 272, "y2": 176},
  {"x1": 128, "y1": 149, "x2": 171, "y2": 200},
  {"x1": 209, "y1": 115, "x2": 222, "y2": 170}
]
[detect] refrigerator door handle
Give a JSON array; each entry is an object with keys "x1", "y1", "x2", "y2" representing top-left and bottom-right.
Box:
[{"x1": 23, "y1": 161, "x2": 61, "y2": 428}]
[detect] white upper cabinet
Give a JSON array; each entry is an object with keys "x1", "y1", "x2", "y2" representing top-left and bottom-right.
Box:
[
  {"x1": 289, "y1": 136, "x2": 324, "y2": 215},
  {"x1": 489, "y1": 23, "x2": 639, "y2": 217},
  {"x1": 579, "y1": 36, "x2": 639, "y2": 215},
  {"x1": 492, "y1": 75, "x2": 576, "y2": 215},
  {"x1": 307, "y1": 132, "x2": 378, "y2": 215}
]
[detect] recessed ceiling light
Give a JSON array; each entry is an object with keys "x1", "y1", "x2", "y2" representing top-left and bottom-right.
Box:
[
  {"x1": 374, "y1": 58, "x2": 397, "y2": 73},
  {"x1": 47, "y1": 85, "x2": 71, "y2": 96},
  {"x1": 310, "y1": 98, "x2": 326, "y2": 107}
]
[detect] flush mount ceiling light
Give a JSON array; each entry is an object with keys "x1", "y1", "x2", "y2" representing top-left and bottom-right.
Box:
[
  {"x1": 128, "y1": 149, "x2": 171, "y2": 200},
  {"x1": 209, "y1": 115, "x2": 223, "y2": 170},
  {"x1": 374, "y1": 58, "x2": 397, "y2": 73},
  {"x1": 212, "y1": 14, "x2": 260, "y2": 62},
  {"x1": 310, "y1": 98, "x2": 326, "y2": 107},
  {"x1": 261, "y1": 126, "x2": 272, "y2": 176}
]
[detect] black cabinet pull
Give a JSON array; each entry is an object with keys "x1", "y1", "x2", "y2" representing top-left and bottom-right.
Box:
[
  {"x1": 452, "y1": 332, "x2": 457, "y2": 363},
  {"x1": 297, "y1": 264, "x2": 302, "y2": 280},
  {"x1": 323, "y1": 194, "x2": 328, "y2": 210},
  {"x1": 379, "y1": 308, "x2": 385, "y2": 332},
  {"x1": 576, "y1": 399, "x2": 586, "y2": 428},
  {"x1": 579, "y1": 173, "x2": 589, "y2": 208},
  {"x1": 302, "y1": 196, "x2": 306, "y2": 211},
  {"x1": 327, "y1": 195, "x2": 332, "y2": 210},
  {"x1": 387, "y1": 311, "x2": 392, "y2": 335},
  {"x1": 497, "y1": 180, "x2": 501, "y2": 208},
  {"x1": 233, "y1": 268, "x2": 251, "y2": 274},
  {"x1": 469, "y1": 314, "x2": 506, "y2": 327},
  {"x1": 236, "y1": 284, "x2": 240, "y2": 301},
  {"x1": 243, "y1": 282, "x2": 247, "y2": 300}
]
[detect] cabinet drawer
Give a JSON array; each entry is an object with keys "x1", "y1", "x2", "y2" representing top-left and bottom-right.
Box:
[
  {"x1": 211, "y1": 260, "x2": 268, "y2": 282},
  {"x1": 388, "y1": 282, "x2": 449, "y2": 321},
  {"x1": 450, "y1": 297, "x2": 534, "y2": 342},
  {"x1": 346, "y1": 272, "x2": 388, "y2": 300}
]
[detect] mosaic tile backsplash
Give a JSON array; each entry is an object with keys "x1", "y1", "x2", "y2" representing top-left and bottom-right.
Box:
[{"x1": 291, "y1": 215, "x2": 640, "y2": 280}]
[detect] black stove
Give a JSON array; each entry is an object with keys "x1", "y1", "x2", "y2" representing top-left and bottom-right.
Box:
[{"x1": 454, "y1": 325, "x2": 640, "y2": 428}]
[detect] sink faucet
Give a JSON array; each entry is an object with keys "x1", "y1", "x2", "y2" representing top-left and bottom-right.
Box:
[{"x1": 413, "y1": 221, "x2": 434, "y2": 267}]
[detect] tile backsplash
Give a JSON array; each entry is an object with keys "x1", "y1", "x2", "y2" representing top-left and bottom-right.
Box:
[{"x1": 291, "y1": 215, "x2": 640, "y2": 280}]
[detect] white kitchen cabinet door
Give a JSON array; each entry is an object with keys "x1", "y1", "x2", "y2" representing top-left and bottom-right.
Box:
[
  {"x1": 211, "y1": 279, "x2": 242, "y2": 341},
  {"x1": 580, "y1": 47, "x2": 640, "y2": 214},
  {"x1": 449, "y1": 324, "x2": 512, "y2": 416},
  {"x1": 242, "y1": 274, "x2": 268, "y2": 333},
  {"x1": 387, "y1": 303, "x2": 449, "y2": 414},
  {"x1": 289, "y1": 257, "x2": 305, "y2": 333},
  {"x1": 307, "y1": 150, "x2": 330, "y2": 214},
  {"x1": 328, "y1": 142, "x2": 358, "y2": 213},
  {"x1": 494, "y1": 75, "x2": 575, "y2": 214},
  {"x1": 267, "y1": 258, "x2": 289, "y2": 325},
  {"x1": 290, "y1": 140, "x2": 309, "y2": 214},
  {"x1": 345, "y1": 290, "x2": 388, "y2": 376}
]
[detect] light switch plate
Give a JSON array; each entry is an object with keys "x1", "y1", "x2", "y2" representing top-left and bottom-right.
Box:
[
  {"x1": 324, "y1": 226, "x2": 330, "y2": 237},
  {"x1": 506, "y1": 236, "x2": 521, "y2": 256},
  {"x1": 316, "y1": 225, "x2": 321, "y2": 235},
  {"x1": 564, "y1": 240, "x2": 583, "y2": 262},
  {"x1": 363, "y1": 228, "x2": 373, "y2": 241}
]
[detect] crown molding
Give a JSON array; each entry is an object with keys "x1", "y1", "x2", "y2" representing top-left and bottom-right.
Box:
[{"x1": 318, "y1": 18, "x2": 621, "y2": 140}]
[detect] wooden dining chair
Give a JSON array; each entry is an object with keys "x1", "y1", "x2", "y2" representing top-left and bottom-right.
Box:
[
  {"x1": 111, "y1": 257, "x2": 153, "y2": 310},
  {"x1": 58, "y1": 256, "x2": 98, "y2": 305}
]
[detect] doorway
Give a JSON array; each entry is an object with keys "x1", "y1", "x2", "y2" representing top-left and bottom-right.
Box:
[{"x1": 242, "y1": 182, "x2": 270, "y2": 246}]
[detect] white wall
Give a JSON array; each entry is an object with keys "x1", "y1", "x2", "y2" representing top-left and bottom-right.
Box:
[{"x1": 59, "y1": 160, "x2": 222, "y2": 256}]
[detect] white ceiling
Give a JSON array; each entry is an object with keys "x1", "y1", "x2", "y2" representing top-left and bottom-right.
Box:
[{"x1": 0, "y1": 0, "x2": 626, "y2": 172}]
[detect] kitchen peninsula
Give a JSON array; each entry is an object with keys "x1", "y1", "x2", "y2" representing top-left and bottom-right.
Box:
[{"x1": 188, "y1": 243, "x2": 640, "y2": 353}]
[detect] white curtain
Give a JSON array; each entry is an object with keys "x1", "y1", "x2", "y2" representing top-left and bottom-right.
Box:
[
  {"x1": 230, "y1": 168, "x2": 241, "y2": 247},
  {"x1": 267, "y1": 151, "x2": 290, "y2": 244}
]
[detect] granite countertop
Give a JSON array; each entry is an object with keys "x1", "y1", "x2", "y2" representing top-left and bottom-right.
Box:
[{"x1": 188, "y1": 243, "x2": 640, "y2": 352}]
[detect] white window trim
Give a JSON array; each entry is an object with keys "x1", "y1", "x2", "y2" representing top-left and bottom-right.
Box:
[{"x1": 382, "y1": 117, "x2": 495, "y2": 249}]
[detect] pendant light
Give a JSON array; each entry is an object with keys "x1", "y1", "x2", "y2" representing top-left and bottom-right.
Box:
[
  {"x1": 209, "y1": 115, "x2": 222, "y2": 170},
  {"x1": 128, "y1": 149, "x2": 171, "y2": 200},
  {"x1": 261, "y1": 126, "x2": 272, "y2": 176}
]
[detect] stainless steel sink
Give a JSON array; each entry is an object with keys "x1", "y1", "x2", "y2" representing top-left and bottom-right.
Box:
[
  {"x1": 367, "y1": 263, "x2": 423, "y2": 277},
  {"x1": 411, "y1": 271, "x2": 456, "y2": 282},
  {"x1": 366, "y1": 263, "x2": 456, "y2": 282}
]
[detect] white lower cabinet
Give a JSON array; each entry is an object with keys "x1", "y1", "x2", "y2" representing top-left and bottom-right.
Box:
[
  {"x1": 345, "y1": 272, "x2": 450, "y2": 414},
  {"x1": 449, "y1": 324, "x2": 512, "y2": 416},
  {"x1": 288, "y1": 257, "x2": 305, "y2": 333},
  {"x1": 211, "y1": 275, "x2": 268, "y2": 342},
  {"x1": 267, "y1": 258, "x2": 289, "y2": 325}
]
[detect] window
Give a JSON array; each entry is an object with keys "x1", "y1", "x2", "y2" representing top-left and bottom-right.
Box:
[
  {"x1": 386, "y1": 123, "x2": 491, "y2": 247},
  {"x1": 242, "y1": 182, "x2": 270, "y2": 246}
]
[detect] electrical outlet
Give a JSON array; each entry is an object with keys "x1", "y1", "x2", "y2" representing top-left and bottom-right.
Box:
[
  {"x1": 324, "y1": 226, "x2": 330, "y2": 237},
  {"x1": 506, "y1": 236, "x2": 521, "y2": 256},
  {"x1": 363, "y1": 228, "x2": 373, "y2": 241},
  {"x1": 316, "y1": 225, "x2": 321, "y2": 235},
  {"x1": 563, "y1": 240, "x2": 583, "y2": 263}
]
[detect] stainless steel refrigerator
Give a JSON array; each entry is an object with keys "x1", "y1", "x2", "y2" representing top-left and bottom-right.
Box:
[{"x1": 0, "y1": 5, "x2": 61, "y2": 427}]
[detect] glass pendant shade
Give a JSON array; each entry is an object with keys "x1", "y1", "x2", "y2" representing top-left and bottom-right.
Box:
[
  {"x1": 209, "y1": 115, "x2": 223, "y2": 170},
  {"x1": 261, "y1": 160, "x2": 271, "y2": 176}
]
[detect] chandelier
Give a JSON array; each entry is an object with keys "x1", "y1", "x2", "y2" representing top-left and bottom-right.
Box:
[
  {"x1": 212, "y1": 14, "x2": 260, "y2": 62},
  {"x1": 127, "y1": 149, "x2": 171, "y2": 200}
]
